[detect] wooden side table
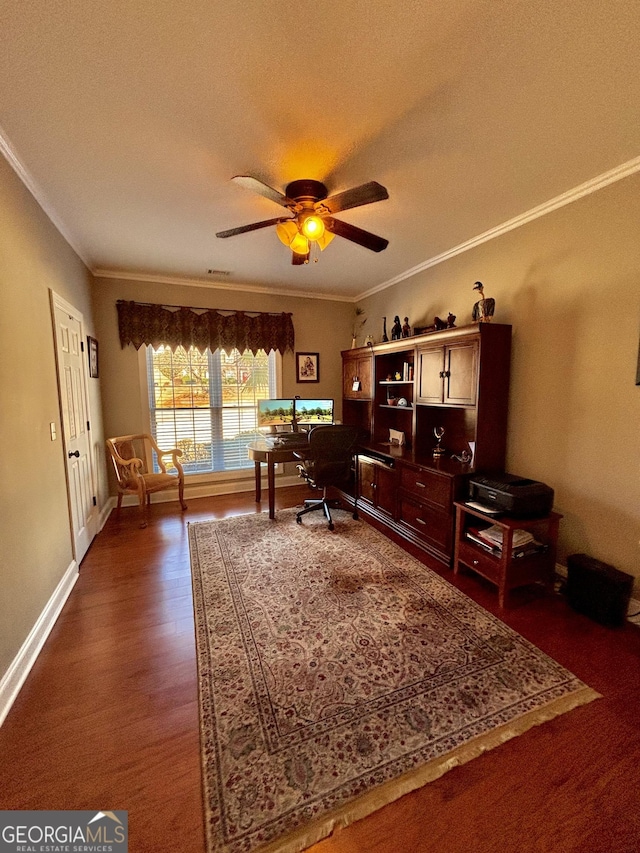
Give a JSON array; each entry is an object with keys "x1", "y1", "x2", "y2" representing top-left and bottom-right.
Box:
[{"x1": 453, "y1": 501, "x2": 562, "y2": 607}]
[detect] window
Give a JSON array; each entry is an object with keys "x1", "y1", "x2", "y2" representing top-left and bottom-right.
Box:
[{"x1": 146, "y1": 345, "x2": 277, "y2": 474}]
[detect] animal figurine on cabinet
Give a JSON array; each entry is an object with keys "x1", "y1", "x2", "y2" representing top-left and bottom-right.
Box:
[{"x1": 472, "y1": 281, "x2": 495, "y2": 323}]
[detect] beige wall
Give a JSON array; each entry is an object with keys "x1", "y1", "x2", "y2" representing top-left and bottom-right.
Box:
[
  {"x1": 0, "y1": 156, "x2": 106, "y2": 678},
  {"x1": 91, "y1": 276, "x2": 353, "y2": 490},
  {"x1": 2, "y1": 152, "x2": 638, "y2": 692},
  {"x1": 361, "y1": 173, "x2": 640, "y2": 584}
]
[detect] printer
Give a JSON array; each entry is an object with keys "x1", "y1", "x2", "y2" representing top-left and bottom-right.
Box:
[{"x1": 468, "y1": 473, "x2": 554, "y2": 518}]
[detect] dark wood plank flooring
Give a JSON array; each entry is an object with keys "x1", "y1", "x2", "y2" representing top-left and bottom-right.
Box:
[{"x1": 1, "y1": 487, "x2": 639, "y2": 853}]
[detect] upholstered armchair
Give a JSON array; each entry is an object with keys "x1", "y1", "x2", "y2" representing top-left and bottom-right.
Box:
[{"x1": 106, "y1": 433, "x2": 187, "y2": 527}]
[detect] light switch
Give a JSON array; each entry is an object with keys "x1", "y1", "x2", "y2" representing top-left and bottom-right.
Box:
[{"x1": 50, "y1": 422, "x2": 57, "y2": 441}]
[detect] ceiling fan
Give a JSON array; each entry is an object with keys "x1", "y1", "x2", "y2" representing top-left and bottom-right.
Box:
[{"x1": 216, "y1": 176, "x2": 389, "y2": 264}]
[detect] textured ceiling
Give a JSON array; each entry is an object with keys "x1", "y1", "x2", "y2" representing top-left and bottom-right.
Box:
[{"x1": 1, "y1": 0, "x2": 639, "y2": 299}]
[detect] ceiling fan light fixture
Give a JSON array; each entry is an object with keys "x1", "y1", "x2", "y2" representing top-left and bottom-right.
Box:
[
  {"x1": 276, "y1": 220, "x2": 298, "y2": 247},
  {"x1": 289, "y1": 232, "x2": 310, "y2": 255},
  {"x1": 316, "y1": 229, "x2": 335, "y2": 251},
  {"x1": 300, "y1": 213, "x2": 325, "y2": 241}
]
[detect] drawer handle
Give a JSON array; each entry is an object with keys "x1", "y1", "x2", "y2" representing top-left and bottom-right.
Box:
[
  {"x1": 415, "y1": 481, "x2": 426, "y2": 489},
  {"x1": 416, "y1": 518, "x2": 426, "y2": 525},
  {"x1": 472, "y1": 559, "x2": 479, "y2": 566}
]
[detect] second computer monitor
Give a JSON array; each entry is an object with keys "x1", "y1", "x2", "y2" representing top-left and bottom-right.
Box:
[{"x1": 294, "y1": 398, "x2": 334, "y2": 427}]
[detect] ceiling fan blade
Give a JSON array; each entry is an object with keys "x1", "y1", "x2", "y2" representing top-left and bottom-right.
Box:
[
  {"x1": 231, "y1": 175, "x2": 292, "y2": 207},
  {"x1": 324, "y1": 217, "x2": 389, "y2": 252},
  {"x1": 316, "y1": 181, "x2": 388, "y2": 215},
  {"x1": 216, "y1": 217, "x2": 292, "y2": 238},
  {"x1": 292, "y1": 251, "x2": 309, "y2": 265}
]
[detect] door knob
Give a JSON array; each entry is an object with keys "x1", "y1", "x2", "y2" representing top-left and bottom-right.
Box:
[{"x1": 68, "y1": 450, "x2": 80, "y2": 458}]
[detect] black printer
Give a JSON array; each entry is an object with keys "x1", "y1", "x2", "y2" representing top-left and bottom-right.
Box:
[{"x1": 468, "y1": 473, "x2": 554, "y2": 518}]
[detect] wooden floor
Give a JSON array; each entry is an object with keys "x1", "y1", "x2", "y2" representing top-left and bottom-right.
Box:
[{"x1": 1, "y1": 487, "x2": 639, "y2": 853}]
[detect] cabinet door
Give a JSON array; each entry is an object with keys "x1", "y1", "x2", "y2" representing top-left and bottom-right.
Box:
[
  {"x1": 375, "y1": 463, "x2": 397, "y2": 516},
  {"x1": 358, "y1": 458, "x2": 377, "y2": 504},
  {"x1": 416, "y1": 346, "x2": 445, "y2": 403},
  {"x1": 357, "y1": 457, "x2": 396, "y2": 517},
  {"x1": 343, "y1": 354, "x2": 373, "y2": 400},
  {"x1": 444, "y1": 343, "x2": 478, "y2": 406}
]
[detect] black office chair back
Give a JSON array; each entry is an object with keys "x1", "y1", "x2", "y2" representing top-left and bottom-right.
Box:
[{"x1": 301, "y1": 425, "x2": 358, "y2": 488}]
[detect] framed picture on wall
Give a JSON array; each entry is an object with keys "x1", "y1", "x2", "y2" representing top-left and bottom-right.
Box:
[
  {"x1": 87, "y1": 336, "x2": 99, "y2": 378},
  {"x1": 296, "y1": 352, "x2": 319, "y2": 383}
]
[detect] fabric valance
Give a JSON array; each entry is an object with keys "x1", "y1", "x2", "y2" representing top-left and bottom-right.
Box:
[{"x1": 116, "y1": 300, "x2": 295, "y2": 355}]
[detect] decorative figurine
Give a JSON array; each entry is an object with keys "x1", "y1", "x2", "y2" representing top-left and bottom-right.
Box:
[
  {"x1": 434, "y1": 316, "x2": 448, "y2": 331},
  {"x1": 382, "y1": 317, "x2": 389, "y2": 342},
  {"x1": 401, "y1": 317, "x2": 411, "y2": 338},
  {"x1": 447, "y1": 313, "x2": 456, "y2": 328},
  {"x1": 391, "y1": 315, "x2": 402, "y2": 340},
  {"x1": 472, "y1": 281, "x2": 495, "y2": 323},
  {"x1": 433, "y1": 426, "x2": 445, "y2": 457}
]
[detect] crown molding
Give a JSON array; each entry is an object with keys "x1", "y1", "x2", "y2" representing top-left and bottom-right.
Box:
[
  {"x1": 358, "y1": 155, "x2": 640, "y2": 300},
  {"x1": 3, "y1": 118, "x2": 638, "y2": 306},
  {"x1": 0, "y1": 124, "x2": 91, "y2": 267},
  {"x1": 92, "y1": 269, "x2": 354, "y2": 303}
]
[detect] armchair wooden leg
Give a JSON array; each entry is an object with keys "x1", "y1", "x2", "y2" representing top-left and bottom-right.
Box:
[
  {"x1": 138, "y1": 485, "x2": 148, "y2": 528},
  {"x1": 178, "y1": 478, "x2": 187, "y2": 511}
]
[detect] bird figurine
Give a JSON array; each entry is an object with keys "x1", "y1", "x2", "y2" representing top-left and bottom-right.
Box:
[{"x1": 472, "y1": 281, "x2": 495, "y2": 323}]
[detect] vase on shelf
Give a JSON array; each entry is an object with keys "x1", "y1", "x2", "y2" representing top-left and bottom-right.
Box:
[{"x1": 351, "y1": 336, "x2": 357, "y2": 349}]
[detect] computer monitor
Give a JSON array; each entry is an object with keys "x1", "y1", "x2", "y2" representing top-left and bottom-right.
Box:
[
  {"x1": 257, "y1": 399, "x2": 295, "y2": 431},
  {"x1": 294, "y1": 398, "x2": 334, "y2": 427}
]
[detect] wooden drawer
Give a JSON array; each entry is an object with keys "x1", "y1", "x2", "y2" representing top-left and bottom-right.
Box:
[
  {"x1": 399, "y1": 465, "x2": 451, "y2": 509},
  {"x1": 399, "y1": 496, "x2": 452, "y2": 552},
  {"x1": 457, "y1": 539, "x2": 502, "y2": 584}
]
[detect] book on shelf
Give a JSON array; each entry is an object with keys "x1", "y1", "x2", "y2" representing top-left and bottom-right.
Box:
[
  {"x1": 466, "y1": 526, "x2": 547, "y2": 558},
  {"x1": 402, "y1": 362, "x2": 413, "y2": 381}
]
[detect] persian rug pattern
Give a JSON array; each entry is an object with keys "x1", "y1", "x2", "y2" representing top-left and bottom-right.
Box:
[{"x1": 189, "y1": 509, "x2": 598, "y2": 853}]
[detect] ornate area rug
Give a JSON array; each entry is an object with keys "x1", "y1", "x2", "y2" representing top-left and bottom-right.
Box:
[{"x1": 189, "y1": 509, "x2": 598, "y2": 853}]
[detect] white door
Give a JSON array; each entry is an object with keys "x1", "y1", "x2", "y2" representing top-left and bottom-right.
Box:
[{"x1": 51, "y1": 293, "x2": 98, "y2": 564}]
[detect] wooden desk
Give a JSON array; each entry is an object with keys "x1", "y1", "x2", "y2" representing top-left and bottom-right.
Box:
[{"x1": 247, "y1": 440, "x2": 301, "y2": 519}]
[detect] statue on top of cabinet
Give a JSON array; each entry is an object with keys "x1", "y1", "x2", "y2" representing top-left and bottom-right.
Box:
[{"x1": 472, "y1": 281, "x2": 495, "y2": 323}]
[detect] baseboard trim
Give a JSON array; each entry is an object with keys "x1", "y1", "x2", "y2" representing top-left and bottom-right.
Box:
[
  {"x1": 0, "y1": 560, "x2": 79, "y2": 728},
  {"x1": 113, "y1": 475, "x2": 301, "y2": 508}
]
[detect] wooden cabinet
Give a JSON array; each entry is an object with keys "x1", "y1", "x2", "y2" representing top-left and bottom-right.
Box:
[
  {"x1": 397, "y1": 464, "x2": 459, "y2": 560},
  {"x1": 343, "y1": 351, "x2": 373, "y2": 400},
  {"x1": 416, "y1": 341, "x2": 478, "y2": 406},
  {"x1": 341, "y1": 323, "x2": 512, "y2": 566},
  {"x1": 357, "y1": 455, "x2": 397, "y2": 519}
]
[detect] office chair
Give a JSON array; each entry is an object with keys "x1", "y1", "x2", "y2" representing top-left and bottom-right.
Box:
[{"x1": 295, "y1": 425, "x2": 359, "y2": 530}]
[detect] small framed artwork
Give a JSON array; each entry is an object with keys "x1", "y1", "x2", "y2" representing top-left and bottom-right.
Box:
[
  {"x1": 87, "y1": 336, "x2": 99, "y2": 378},
  {"x1": 296, "y1": 352, "x2": 319, "y2": 383}
]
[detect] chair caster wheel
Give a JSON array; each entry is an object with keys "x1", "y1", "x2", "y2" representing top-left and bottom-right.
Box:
[
  {"x1": 328, "y1": 523, "x2": 334, "y2": 531},
  {"x1": 296, "y1": 517, "x2": 302, "y2": 524}
]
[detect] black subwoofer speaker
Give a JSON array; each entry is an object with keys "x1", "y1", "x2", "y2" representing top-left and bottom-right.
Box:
[{"x1": 566, "y1": 553, "x2": 633, "y2": 627}]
